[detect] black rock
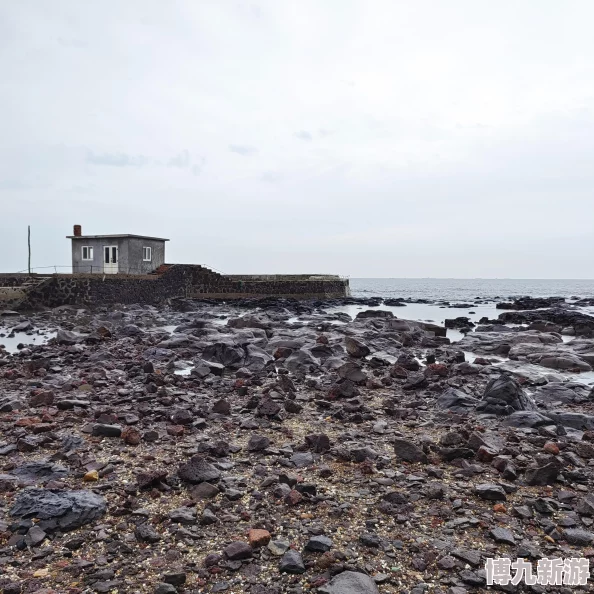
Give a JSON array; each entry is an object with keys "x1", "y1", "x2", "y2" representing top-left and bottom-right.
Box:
[
  {"x1": 451, "y1": 549, "x2": 481, "y2": 566},
  {"x1": 393, "y1": 438, "x2": 427, "y2": 463},
  {"x1": 171, "y1": 408, "x2": 193, "y2": 425},
  {"x1": 305, "y1": 535, "x2": 333, "y2": 552},
  {"x1": 155, "y1": 584, "x2": 178, "y2": 594},
  {"x1": 563, "y1": 528, "x2": 594, "y2": 546},
  {"x1": 224, "y1": 541, "x2": 252, "y2": 560},
  {"x1": 24, "y1": 525, "x2": 46, "y2": 546},
  {"x1": 290, "y1": 452, "x2": 314, "y2": 468},
  {"x1": 163, "y1": 572, "x2": 186, "y2": 586},
  {"x1": 436, "y1": 388, "x2": 479, "y2": 413},
  {"x1": 403, "y1": 372, "x2": 428, "y2": 390},
  {"x1": 337, "y1": 361, "x2": 368, "y2": 384},
  {"x1": 10, "y1": 462, "x2": 68, "y2": 483},
  {"x1": 360, "y1": 533, "x2": 381, "y2": 548},
  {"x1": 279, "y1": 549, "x2": 305, "y2": 574},
  {"x1": 203, "y1": 342, "x2": 244, "y2": 368},
  {"x1": 475, "y1": 483, "x2": 507, "y2": 501},
  {"x1": 201, "y1": 508, "x2": 218, "y2": 525},
  {"x1": 10, "y1": 488, "x2": 106, "y2": 531},
  {"x1": 356, "y1": 310, "x2": 393, "y2": 319},
  {"x1": 305, "y1": 433, "x2": 330, "y2": 454},
  {"x1": 168, "y1": 507, "x2": 196, "y2": 524},
  {"x1": 489, "y1": 527, "x2": 515, "y2": 545},
  {"x1": 345, "y1": 336, "x2": 370, "y2": 358},
  {"x1": 576, "y1": 495, "x2": 594, "y2": 516},
  {"x1": 212, "y1": 399, "x2": 231, "y2": 415},
  {"x1": 525, "y1": 461, "x2": 560, "y2": 486},
  {"x1": 92, "y1": 424, "x2": 122, "y2": 438},
  {"x1": 135, "y1": 523, "x2": 161, "y2": 543},
  {"x1": 317, "y1": 571, "x2": 380, "y2": 593},
  {"x1": 248, "y1": 435, "x2": 271, "y2": 451},
  {"x1": 177, "y1": 456, "x2": 221, "y2": 484},
  {"x1": 477, "y1": 374, "x2": 534, "y2": 415}
]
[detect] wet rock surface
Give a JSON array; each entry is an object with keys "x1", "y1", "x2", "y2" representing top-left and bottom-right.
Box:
[{"x1": 0, "y1": 297, "x2": 594, "y2": 592}]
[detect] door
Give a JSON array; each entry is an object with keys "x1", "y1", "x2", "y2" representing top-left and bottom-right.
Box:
[{"x1": 103, "y1": 246, "x2": 119, "y2": 274}]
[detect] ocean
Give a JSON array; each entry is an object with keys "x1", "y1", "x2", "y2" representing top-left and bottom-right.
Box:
[{"x1": 349, "y1": 278, "x2": 594, "y2": 302}]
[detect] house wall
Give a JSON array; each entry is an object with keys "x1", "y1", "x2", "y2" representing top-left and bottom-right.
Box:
[
  {"x1": 71, "y1": 238, "x2": 106, "y2": 274},
  {"x1": 71, "y1": 238, "x2": 165, "y2": 274},
  {"x1": 124, "y1": 238, "x2": 166, "y2": 274}
]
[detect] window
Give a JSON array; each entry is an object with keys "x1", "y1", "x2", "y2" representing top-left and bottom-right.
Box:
[
  {"x1": 82, "y1": 246, "x2": 94, "y2": 260},
  {"x1": 143, "y1": 246, "x2": 152, "y2": 261}
]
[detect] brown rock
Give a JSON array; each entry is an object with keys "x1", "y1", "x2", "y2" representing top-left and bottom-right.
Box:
[
  {"x1": 389, "y1": 364, "x2": 409, "y2": 379},
  {"x1": 285, "y1": 490, "x2": 303, "y2": 506},
  {"x1": 137, "y1": 469, "x2": 168, "y2": 489},
  {"x1": 30, "y1": 390, "x2": 54, "y2": 407},
  {"x1": 122, "y1": 426, "x2": 141, "y2": 445},
  {"x1": 425, "y1": 363, "x2": 448, "y2": 377},
  {"x1": 167, "y1": 425, "x2": 185, "y2": 437},
  {"x1": 575, "y1": 442, "x2": 594, "y2": 459},
  {"x1": 248, "y1": 529, "x2": 271, "y2": 548},
  {"x1": 476, "y1": 445, "x2": 498, "y2": 463}
]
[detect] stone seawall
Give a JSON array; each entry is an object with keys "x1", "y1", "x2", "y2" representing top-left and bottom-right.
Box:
[
  {"x1": 192, "y1": 279, "x2": 348, "y2": 299},
  {"x1": 0, "y1": 275, "x2": 48, "y2": 309},
  {"x1": 2, "y1": 265, "x2": 349, "y2": 309}
]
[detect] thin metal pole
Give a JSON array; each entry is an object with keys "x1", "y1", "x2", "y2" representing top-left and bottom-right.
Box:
[{"x1": 28, "y1": 226, "x2": 31, "y2": 275}]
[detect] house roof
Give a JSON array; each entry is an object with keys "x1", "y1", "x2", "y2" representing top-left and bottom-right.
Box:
[{"x1": 66, "y1": 234, "x2": 169, "y2": 241}]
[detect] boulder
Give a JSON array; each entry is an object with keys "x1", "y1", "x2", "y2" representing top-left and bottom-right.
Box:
[
  {"x1": 56, "y1": 329, "x2": 84, "y2": 345},
  {"x1": 345, "y1": 336, "x2": 370, "y2": 358},
  {"x1": 525, "y1": 461, "x2": 561, "y2": 486},
  {"x1": 337, "y1": 361, "x2": 367, "y2": 384},
  {"x1": 356, "y1": 310, "x2": 393, "y2": 319},
  {"x1": 177, "y1": 456, "x2": 221, "y2": 484},
  {"x1": 393, "y1": 438, "x2": 427, "y2": 463},
  {"x1": 279, "y1": 549, "x2": 306, "y2": 574},
  {"x1": 10, "y1": 488, "x2": 106, "y2": 531},
  {"x1": 318, "y1": 571, "x2": 379, "y2": 594},
  {"x1": 435, "y1": 388, "x2": 478, "y2": 414},
  {"x1": 476, "y1": 374, "x2": 534, "y2": 415},
  {"x1": 202, "y1": 342, "x2": 244, "y2": 369}
]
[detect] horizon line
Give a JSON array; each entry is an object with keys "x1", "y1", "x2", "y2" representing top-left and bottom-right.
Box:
[{"x1": 348, "y1": 277, "x2": 594, "y2": 281}]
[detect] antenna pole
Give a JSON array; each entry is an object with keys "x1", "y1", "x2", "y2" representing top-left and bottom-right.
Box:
[{"x1": 28, "y1": 226, "x2": 31, "y2": 275}]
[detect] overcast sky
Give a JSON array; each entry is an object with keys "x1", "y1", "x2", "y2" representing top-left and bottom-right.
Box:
[{"x1": 2, "y1": 1, "x2": 594, "y2": 278}]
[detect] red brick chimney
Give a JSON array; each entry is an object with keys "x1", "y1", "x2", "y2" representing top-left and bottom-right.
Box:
[{"x1": 73, "y1": 224, "x2": 82, "y2": 237}]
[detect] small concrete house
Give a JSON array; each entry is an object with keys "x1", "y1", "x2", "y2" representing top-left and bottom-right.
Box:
[{"x1": 67, "y1": 225, "x2": 169, "y2": 274}]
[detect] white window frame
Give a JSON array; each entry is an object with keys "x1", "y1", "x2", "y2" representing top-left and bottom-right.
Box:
[
  {"x1": 81, "y1": 246, "x2": 94, "y2": 261},
  {"x1": 142, "y1": 246, "x2": 152, "y2": 262}
]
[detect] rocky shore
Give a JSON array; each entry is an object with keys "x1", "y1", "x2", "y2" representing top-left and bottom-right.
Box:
[{"x1": 0, "y1": 295, "x2": 594, "y2": 593}]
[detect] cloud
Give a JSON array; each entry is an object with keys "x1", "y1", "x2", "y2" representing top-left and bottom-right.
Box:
[
  {"x1": 261, "y1": 171, "x2": 283, "y2": 183},
  {"x1": 57, "y1": 37, "x2": 87, "y2": 49},
  {"x1": 168, "y1": 150, "x2": 190, "y2": 168},
  {"x1": 294, "y1": 131, "x2": 313, "y2": 141},
  {"x1": 3, "y1": 1, "x2": 594, "y2": 277},
  {"x1": 229, "y1": 144, "x2": 258, "y2": 156},
  {"x1": 86, "y1": 151, "x2": 150, "y2": 167}
]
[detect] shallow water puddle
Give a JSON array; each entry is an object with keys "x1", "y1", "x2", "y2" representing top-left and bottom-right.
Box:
[{"x1": 0, "y1": 330, "x2": 57, "y2": 354}]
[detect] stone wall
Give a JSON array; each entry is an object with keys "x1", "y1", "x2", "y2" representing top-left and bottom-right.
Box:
[
  {"x1": 5, "y1": 265, "x2": 349, "y2": 309},
  {"x1": 193, "y1": 279, "x2": 349, "y2": 299},
  {"x1": 0, "y1": 276, "x2": 48, "y2": 309},
  {"x1": 22, "y1": 267, "x2": 192, "y2": 308}
]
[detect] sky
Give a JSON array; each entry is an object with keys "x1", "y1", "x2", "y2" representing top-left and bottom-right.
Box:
[{"x1": 2, "y1": 0, "x2": 594, "y2": 278}]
